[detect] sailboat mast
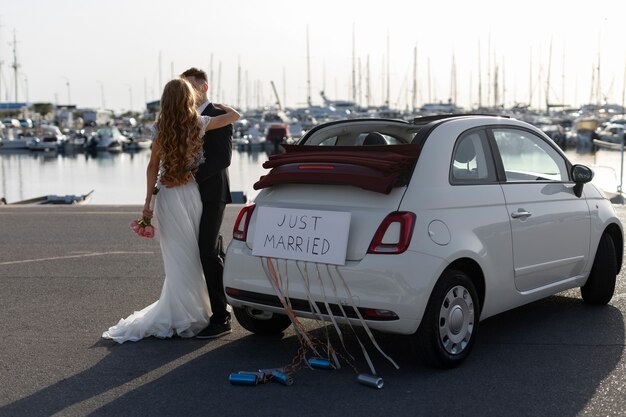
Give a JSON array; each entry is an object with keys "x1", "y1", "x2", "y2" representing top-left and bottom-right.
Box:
[
  {"x1": 478, "y1": 40, "x2": 482, "y2": 109},
  {"x1": 352, "y1": 24, "x2": 356, "y2": 103},
  {"x1": 528, "y1": 48, "x2": 533, "y2": 107},
  {"x1": 366, "y1": 54, "x2": 371, "y2": 108},
  {"x1": 282, "y1": 67, "x2": 286, "y2": 108},
  {"x1": 596, "y1": 33, "x2": 601, "y2": 106},
  {"x1": 306, "y1": 25, "x2": 312, "y2": 107},
  {"x1": 546, "y1": 37, "x2": 553, "y2": 114},
  {"x1": 412, "y1": 45, "x2": 417, "y2": 113},
  {"x1": 469, "y1": 72, "x2": 473, "y2": 110},
  {"x1": 386, "y1": 30, "x2": 390, "y2": 107},
  {"x1": 502, "y1": 57, "x2": 506, "y2": 108},
  {"x1": 380, "y1": 58, "x2": 384, "y2": 106},
  {"x1": 358, "y1": 57, "x2": 362, "y2": 105},
  {"x1": 493, "y1": 64, "x2": 499, "y2": 108},
  {"x1": 427, "y1": 57, "x2": 433, "y2": 103},
  {"x1": 217, "y1": 61, "x2": 222, "y2": 103},
  {"x1": 487, "y1": 33, "x2": 491, "y2": 108},
  {"x1": 237, "y1": 57, "x2": 241, "y2": 108},
  {"x1": 450, "y1": 52, "x2": 457, "y2": 105},
  {"x1": 493, "y1": 46, "x2": 498, "y2": 108},
  {"x1": 245, "y1": 70, "x2": 249, "y2": 110},
  {"x1": 561, "y1": 41, "x2": 565, "y2": 109},
  {"x1": 589, "y1": 63, "x2": 595, "y2": 105},
  {"x1": 622, "y1": 57, "x2": 626, "y2": 115},
  {"x1": 12, "y1": 29, "x2": 19, "y2": 102},
  {"x1": 209, "y1": 53, "x2": 214, "y2": 100},
  {"x1": 537, "y1": 46, "x2": 542, "y2": 110}
]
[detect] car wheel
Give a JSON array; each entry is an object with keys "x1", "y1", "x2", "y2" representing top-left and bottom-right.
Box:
[
  {"x1": 414, "y1": 269, "x2": 480, "y2": 368},
  {"x1": 581, "y1": 233, "x2": 617, "y2": 305},
  {"x1": 233, "y1": 306, "x2": 292, "y2": 334}
]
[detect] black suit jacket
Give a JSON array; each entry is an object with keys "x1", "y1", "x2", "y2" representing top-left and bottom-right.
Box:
[{"x1": 196, "y1": 103, "x2": 233, "y2": 203}]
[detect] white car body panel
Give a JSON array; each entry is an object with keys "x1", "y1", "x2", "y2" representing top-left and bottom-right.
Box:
[
  {"x1": 502, "y1": 182, "x2": 591, "y2": 291},
  {"x1": 223, "y1": 116, "x2": 623, "y2": 337},
  {"x1": 225, "y1": 239, "x2": 444, "y2": 334}
]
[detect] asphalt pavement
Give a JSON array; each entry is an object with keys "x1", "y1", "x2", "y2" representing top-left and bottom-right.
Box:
[{"x1": 0, "y1": 204, "x2": 625, "y2": 417}]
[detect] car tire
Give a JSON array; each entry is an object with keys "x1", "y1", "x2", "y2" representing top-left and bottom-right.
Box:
[
  {"x1": 233, "y1": 306, "x2": 292, "y2": 334},
  {"x1": 414, "y1": 269, "x2": 480, "y2": 369},
  {"x1": 581, "y1": 233, "x2": 617, "y2": 305}
]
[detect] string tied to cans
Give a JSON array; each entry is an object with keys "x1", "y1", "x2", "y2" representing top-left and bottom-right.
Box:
[
  {"x1": 229, "y1": 257, "x2": 396, "y2": 389},
  {"x1": 229, "y1": 357, "x2": 383, "y2": 389}
]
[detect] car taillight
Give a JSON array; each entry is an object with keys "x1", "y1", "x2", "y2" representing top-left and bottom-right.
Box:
[
  {"x1": 367, "y1": 211, "x2": 416, "y2": 254},
  {"x1": 233, "y1": 204, "x2": 256, "y2": 241}
]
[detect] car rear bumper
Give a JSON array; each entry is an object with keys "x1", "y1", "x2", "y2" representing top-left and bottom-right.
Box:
[{"x1": 223, "y1": 240, "x2": 445, "y2": 335}]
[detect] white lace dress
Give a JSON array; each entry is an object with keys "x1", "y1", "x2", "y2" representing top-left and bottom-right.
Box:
[{"x1": 102, "y1": 116, "x2": 212, "y2": 343}]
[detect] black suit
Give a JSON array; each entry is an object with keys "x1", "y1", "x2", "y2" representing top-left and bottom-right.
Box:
[{"x1": 196, "y1": 103, "x2": 232, "y2": 324}]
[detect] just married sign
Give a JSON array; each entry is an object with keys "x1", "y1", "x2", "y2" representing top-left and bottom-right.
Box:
[{"x1": 252, "y1": 207, "x2": 351, "y2": 265}]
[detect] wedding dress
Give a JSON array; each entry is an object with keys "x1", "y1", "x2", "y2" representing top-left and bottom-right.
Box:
[{"x1": 102, "y1": 179, "x2": 211, "y2": 343}]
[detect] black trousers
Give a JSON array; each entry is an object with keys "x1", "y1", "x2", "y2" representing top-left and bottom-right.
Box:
[{"x1": 198, "y1": 201, "x2": 230, "y2": 323}]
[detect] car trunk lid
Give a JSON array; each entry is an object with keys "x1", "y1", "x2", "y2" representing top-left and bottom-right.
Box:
[{"x1": 244, "y1": 144, "x2": 420, "y2": 262}]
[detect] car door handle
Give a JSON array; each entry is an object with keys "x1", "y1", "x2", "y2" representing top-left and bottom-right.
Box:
[{"x1": 511, "y1": 210, "x2": 532, "y2": 219}]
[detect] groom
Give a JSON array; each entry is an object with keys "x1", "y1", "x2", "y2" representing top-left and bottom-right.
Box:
[{"x1": 181, "y1": 67, "x2": 233, "y2": 339}]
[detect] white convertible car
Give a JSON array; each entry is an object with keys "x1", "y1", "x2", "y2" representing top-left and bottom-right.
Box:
[{"x1": 223, "y1": 114, "x2": 623, "y2": 368}]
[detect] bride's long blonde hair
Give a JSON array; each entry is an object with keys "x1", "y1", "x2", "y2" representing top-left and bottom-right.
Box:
[{"x1": 154, "y1": 78, "x2": 203, "y2": 186}]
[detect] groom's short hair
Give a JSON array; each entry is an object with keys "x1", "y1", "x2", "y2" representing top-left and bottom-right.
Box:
[{"x1": 181, "y1": 67, "x2": 208, "y2": 83}]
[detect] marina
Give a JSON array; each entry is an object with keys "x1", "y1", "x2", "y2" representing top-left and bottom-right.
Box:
[{"x1": 1, "y1": 133, "x2": 626, "y2": 206}]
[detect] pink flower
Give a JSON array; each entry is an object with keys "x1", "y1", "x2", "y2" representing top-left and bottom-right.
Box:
[
  {"x1": 143, "y1": 225, "x2": 155, "y2": 238},
  {"x1": 129, "y1": 216, "x2": 156, "y2": 238},
  {"x1": 130, "y1": 220, "x2": 140, "y2": 232}
]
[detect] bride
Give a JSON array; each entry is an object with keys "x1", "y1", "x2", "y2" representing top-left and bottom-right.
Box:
[{"x1": 102, "y1": 78, "x2": 240, "y2": 343}]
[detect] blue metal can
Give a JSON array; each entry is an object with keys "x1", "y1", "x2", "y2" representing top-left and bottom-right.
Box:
[
  {"x1": 357, "y1": 373, "x2": 384, "y2": 389},
  {"x1": 308, "y1": 358, "x2": 335, "y2": 370},
  {"x1": 259, "y1": 367, "x2": 283, "y2": 375},
  {"x1": 229, "y1": 373, "x2": 259, "y2": 386},
  {"x1": 238, "y1": 371, "x2": 266, "y2": 383},
  {"x1": 270, "y1": 371, "x2": 294, "y2": 386}
]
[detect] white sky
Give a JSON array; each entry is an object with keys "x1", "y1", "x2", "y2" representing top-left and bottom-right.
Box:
[{"x1": 1, "y1": 0, "x2": 625, "y2": 113}]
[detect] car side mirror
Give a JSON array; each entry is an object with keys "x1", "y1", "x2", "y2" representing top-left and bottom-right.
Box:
[{"x1": 571, "y1": 164, "x2": 594, "y2": 197}]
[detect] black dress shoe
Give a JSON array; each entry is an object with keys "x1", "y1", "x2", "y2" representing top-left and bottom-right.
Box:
[{"x1": 196, "y1": 319, "x2": 232, "y2": 339}]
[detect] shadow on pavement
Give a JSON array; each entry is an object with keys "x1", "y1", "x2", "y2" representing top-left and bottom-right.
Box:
[{"x1": 1, "y1": 293, "x2": 623, "y2": 417}]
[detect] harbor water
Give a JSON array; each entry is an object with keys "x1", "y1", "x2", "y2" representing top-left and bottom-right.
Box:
[
  {"x1": 0, "y1": 146, "x2": 625, "y2": 205},
  {"x1": 0, "y1": 147, "x2": 270, "y2": 205}
]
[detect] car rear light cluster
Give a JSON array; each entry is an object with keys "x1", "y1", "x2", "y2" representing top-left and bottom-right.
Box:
[
  {"x1": 368, "y1": 211, "x2": 416, "y2": 254},
  {"x1": 233, "y1": 204, "x2": 256, "y2": 241}
]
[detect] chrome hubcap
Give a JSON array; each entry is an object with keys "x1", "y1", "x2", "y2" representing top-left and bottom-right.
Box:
[{"x1": 438, "y1": 285, "x2": 475, "y2": 355}]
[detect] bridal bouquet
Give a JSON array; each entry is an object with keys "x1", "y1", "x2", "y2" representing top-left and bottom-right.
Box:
[
  {"x1": 130, "y1": 217, "x2": 155, "y2": 238},
  {"x1": 130, "y1": 186, "x2": 159, "y2": 238}
]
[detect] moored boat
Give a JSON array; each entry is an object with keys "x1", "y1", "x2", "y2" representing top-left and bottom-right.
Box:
[
  {"x1": 6, "y1": 190, "x2": 94, "y2": 205},
  {"x1": 0, "y1": 136, "x2": 32, "y2": 150},
  {"x1": 84, "y1": 126, "x2": 128, "y2": 152}
]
